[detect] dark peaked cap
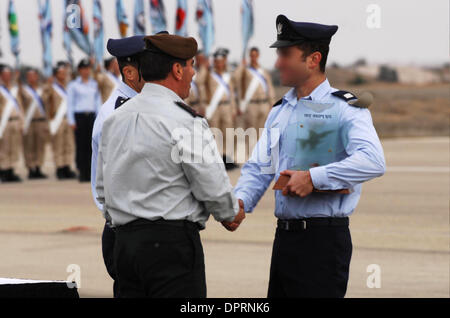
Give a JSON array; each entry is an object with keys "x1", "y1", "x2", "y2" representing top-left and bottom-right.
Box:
[
  {"x1": 107, "y1": 35, "x2": 146, "y2": 58},
  {"x1": 270, "y1": 15, "x2": 338, "y2": 48},
  {"x1": 144, "y1": 34, "x2": 198, "y2": 60}
]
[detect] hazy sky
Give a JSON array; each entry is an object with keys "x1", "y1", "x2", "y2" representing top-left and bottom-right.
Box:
[{"x1": 0, "y1": 0, "x2": 448, "y2": 70}]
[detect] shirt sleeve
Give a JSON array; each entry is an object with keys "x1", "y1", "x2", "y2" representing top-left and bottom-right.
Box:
[
  {"x1": 66, "y1": 83, "x2": 76, "y2": 126},
  {"x1": 178, "y1": 118, "x2": 239, "y2": 223},
  {"x1": 309, "y1": 106, "x2": 386, "y2": 190},
  {"x1": 234, "y1": 119, "x2": 276, "y2": 213},
  {"x1": 95, "y1": 133, "x2": 109, "y2": 222},
  {"x1": 91, "y1": 117, "x2": 103, "y2": 211}
]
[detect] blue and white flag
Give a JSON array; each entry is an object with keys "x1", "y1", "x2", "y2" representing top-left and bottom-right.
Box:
[
  {"x1": 38, "y1": 0, "x2": 53, "y2": 77},
  {"x1": 175, "y1": 0, "x2": 188, "y2": 36},
  {"x1": 8, "y1": 0, "x2": 20, "y2": 67},
  {"x1": 65, "y1": 0, "x2": 91, "y2": 56},
  {"x1": 116, "y1": 0, "x2": 129, "y2": 37},
  {"x1": 149, "y1": 0, "x2": 167, "y2": 34},
  {"x1": 93, "y1": 0, "x2": 104, "y2": 66},
  {"x1": 241, "y1": 0, "x2": 254, "y2": 57},
  {"x1": 134, "y1": 0, "x2": 146, "y2": 35},
  {"x1": 63, "y1": 0, "x2": 73, "y2": 65},
  {"x1": 196, "y1": 0, "x2": 214, "y2": 56}
]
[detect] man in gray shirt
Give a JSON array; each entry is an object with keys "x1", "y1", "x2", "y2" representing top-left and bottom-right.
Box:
[{"x1": 96, "y1": 33, "x2": 245, "y2": 298}]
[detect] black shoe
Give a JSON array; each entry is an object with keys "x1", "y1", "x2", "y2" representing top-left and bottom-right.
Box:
[
  {"x1": 28, "y1": 168, "x2": 37, "y2": 180},
  {"x1": 0, "y1": 170, "x2": 4, "y2": 182},
  {"x1": 4, "y1": 169, "x2": 22, "y2": 183},
  {"x1": 63, "y1": 166, "x2": 77, "y2": 179},
  {"x1": 56, "y1": 168, "x2": 66, "y2": 180},
  {"x1": 34, "y1": 167, "x2": 48, "y2": 179}
]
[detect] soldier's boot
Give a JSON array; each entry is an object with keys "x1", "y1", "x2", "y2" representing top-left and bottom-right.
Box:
[
  {"x1": 34, "y1": 167, "x2": 48, "y2": 179},
  {"x1": 63, "y1": 166, "x2": 77, "y2": 179},
  {"x1": 4, "y1": 169, "x2": 22, "y2": 183},
  {"x1": 28, "y1": 168, "x2": 37, "y2": 180}
]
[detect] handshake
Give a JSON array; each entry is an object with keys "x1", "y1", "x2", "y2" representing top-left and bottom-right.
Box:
[{"x1": 222, "y1": 199, "x2": 246, "y2": 232}]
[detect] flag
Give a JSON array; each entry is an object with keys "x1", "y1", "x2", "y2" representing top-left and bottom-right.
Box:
[
  {"x1": 116, "y1": 0, "x2": 129, "y2": 38},
  {"x1": 175, "y1": 0, "x2": 188, "y2": 36},
  {"x1": 65, "y1": 0, "x2": 91, "y2": 56},
  {"x1": 134, "y1": 0, "x2": 146, "y2": 35},
  {"x1": 63, "y1": 0, "x2": 73, "y2": 65},
  {"x1": 93, "y1": 0, "x2": 104, "y2": 66},
  {"x1": 149, "y1": 0, "x2": 167, "y2": 34},
  {"x1": 8, "y1": 0, "x2": 20, "y2": 67},
  {"x1": 241, "y1": 0, "x2": 254, "y2": 57},
  {"x1": 38, "y1": 0, "x2": 53, "y2": 77},
  {"x1": 196, "y1": 0, "x2": 214, "y2": 56}
]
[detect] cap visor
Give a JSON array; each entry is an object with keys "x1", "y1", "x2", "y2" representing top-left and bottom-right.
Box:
[{"x1": 270, "y1": 40, "x2": 298, "y2": 48}]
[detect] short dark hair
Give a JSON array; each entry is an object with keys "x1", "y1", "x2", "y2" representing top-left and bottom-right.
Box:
[
  {"x1": 104, "y1": 58, "x2": 115, "y2": 70},
  {"x1": 139, "y1": 44, "x2": 187, "y2": 82},
  {"x1": 297, "y1": 41, "x2": 330, "y2": 73},
  {"x1": 117, "y1": 54, "x2": 141, "y2": 80},
  {"x1": 250, "y1": 47, "x2": 259, "y2": 53}
]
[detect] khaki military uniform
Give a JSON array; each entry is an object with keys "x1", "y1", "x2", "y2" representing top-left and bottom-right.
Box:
[
  {"x1": 41, "y1": 83, "x2": 75, "y2": 169},
  {"x1": 235, "y1": 65, "x2": 275, "y2": 133},
  {"x1": 95, "y1": 71, "x2": 120, "y2": 103},
  {"x1": 0, "y1": 87, "x2": 23, "y2": 170},
  {"x1": 204, "y1": 70, "x2": 238, "y2": 157},
  {"x1": 18, "y1": 85, "x2": 49, "y2": 170}
]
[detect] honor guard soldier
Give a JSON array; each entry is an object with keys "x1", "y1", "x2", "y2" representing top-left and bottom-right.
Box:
[
  {"x1": 18, "y1": 68, "x2": 49, "y2": 180},
  {"x1": 234, "y1": 15, "x2": 386, "y2": 298},
  {"x1": 204, "y1": 48, "x2": 239, "y2": 170},
  {"x1": 96, "y1": 33, "x2": 245, "y2": 298},
  {"x1": 235, "y1": 47, "x2": 276, "y2": 135},
  {"x1": 67, "y1": 58, "x2": 102, "y2": 182},
  {"x1": 0, "y1": 64, "x2": 23, "y2": 183},
  {"x1": 95, "y1": 57, "x2": 122, "y2": 103},
  {"x1": 41, "y1": 62, "x2": 77, "y2": 180},
  {"x1": 91, "y1": 35, "x2": 147, "y2": 298}
]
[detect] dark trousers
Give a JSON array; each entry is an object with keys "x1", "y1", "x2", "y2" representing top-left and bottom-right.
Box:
[
  {"x1": 74, "y1": 113, "x2": 95, "y2": 181},
  {"x1": 102, "y1": 222, "x2": 119, "y2": 298},
  {"x1": 114, "y1": 219, "x2": 206, "y2": 298},
  {"x1": 268, "y1": 218, "x2": 352, "y2": 298}
]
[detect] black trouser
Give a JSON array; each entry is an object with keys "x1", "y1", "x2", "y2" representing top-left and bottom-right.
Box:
[
  {"x1": 268, "y1": 218, "x2": 352, "y2": 298},
  {"x1": 102, "y1": 222, "x2": 119, "y2": 297},
  {"x1": 74, "y1": 112, "x2": 95, "y2": 181},
  {"x1": 114, "y1": 219, "x2": 206, "y2": 298}
]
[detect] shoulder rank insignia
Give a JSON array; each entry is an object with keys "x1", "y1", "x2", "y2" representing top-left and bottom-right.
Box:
[
  {"x1": 115, "y1": 96, "x2": 130, "y2": 110},
  {"x1": 332, "y1": 90, "x2": 373, "y2": 109},
  {"x1": 273, "y1": 99, "x2": 283, "y2": 108},
  {"x1": 175, "y1": 101, "x2": 203, "y2": 118}
]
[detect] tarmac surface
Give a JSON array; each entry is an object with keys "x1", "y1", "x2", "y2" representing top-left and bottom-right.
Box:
[{"x1": 0, "y1": 137, "x2": 448, "y2": 298}]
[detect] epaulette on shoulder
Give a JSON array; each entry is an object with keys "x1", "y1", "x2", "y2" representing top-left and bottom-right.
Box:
[
  {"x1": 175, "y1": 101, "x2": 203, "y2": 118},
  {"x1": 273, "y1": 99, "x2": 283, "y2": 108},
  {"x1": 115, "y1": 96, "x2": 130, "y2": 110},
  {"x1": 332, "y1": 90, "x2": 373, "y2": 109}
]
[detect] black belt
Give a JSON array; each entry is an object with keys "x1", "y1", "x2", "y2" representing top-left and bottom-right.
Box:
[
  {"x1": 277, "y1": 217, "x2": 349, "y2": 231},
  {"x1": 8, "y1": 117, "x2": 19, "y2": 122},
  {"x1": 32, "y1": 118, "x2": 46, "y2": 123},
  {"x1": 116, "y1": 218, "x2": 201, "y2": 232},
  {"x1": 249, "y1": 98, "x2": 269, "y2": 104},
  {"x1": 218, "y1": 100, "x2": 231, "y2": 106}
]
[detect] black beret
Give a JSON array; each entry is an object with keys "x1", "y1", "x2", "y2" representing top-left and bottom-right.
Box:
[
  {"x1": 107, "y1": 35, "x2": 146, "y2": 59},
  {"x1": 270, "y1": 15, "x2": 338, "y2": 48}
]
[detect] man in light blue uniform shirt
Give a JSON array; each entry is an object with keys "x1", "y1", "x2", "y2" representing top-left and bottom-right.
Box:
[
  {"x1": 67, "y1": 59, "x2": 102, "y2": 182},
  {"x1": 90, "y1": 35, "x2": 147, "y2": 298},
  {"x1": 234, "y1": 15, "x2": 386, "y2": 298}
]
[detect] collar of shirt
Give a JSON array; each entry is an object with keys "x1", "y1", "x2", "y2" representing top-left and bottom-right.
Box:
[
  {"x1": 75, "y1": 76, "x2": 96, "y2": 86},
  {"x1": 283, "y1": 78, "x2": 332, "y2": 107},
  {"x1": 117, "y1": 81, "x2": 138, "y2": 98},
  {"x1": 141, "y1": 83, "x2": 183, "y2": 102}
]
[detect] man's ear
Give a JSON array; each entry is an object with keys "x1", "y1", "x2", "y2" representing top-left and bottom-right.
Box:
[
  {"x1": 172, "y1": 63, "x2": 184, "y2": 81},
  {"x1": 308, "y1": 52, "x2": 322, "y2": 70}
]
